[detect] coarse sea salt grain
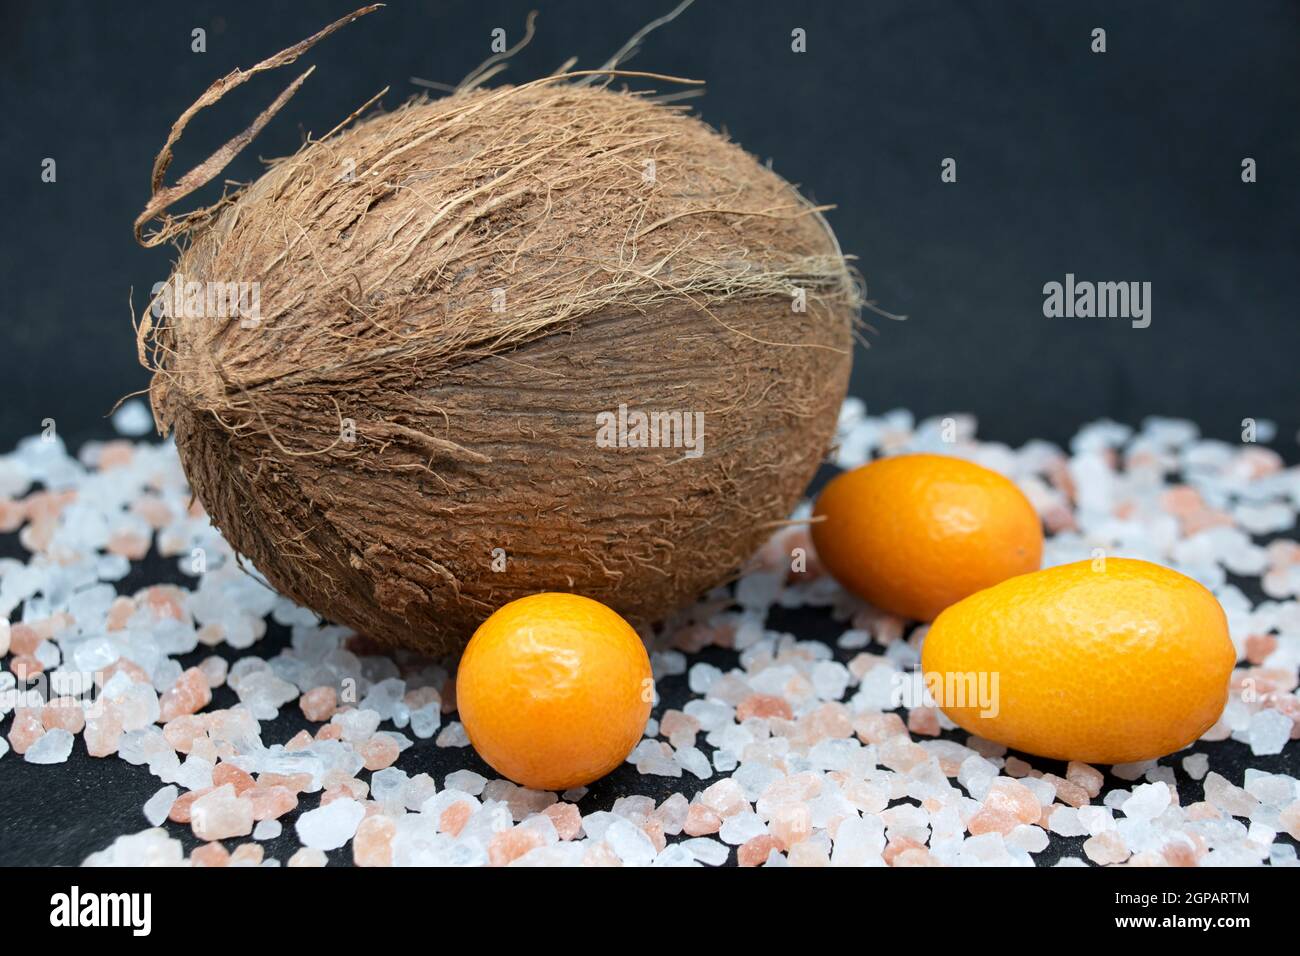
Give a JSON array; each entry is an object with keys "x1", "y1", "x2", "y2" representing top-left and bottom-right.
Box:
[{"x1": 1, "y1": 405, "x2": 1296, "y2": 868}]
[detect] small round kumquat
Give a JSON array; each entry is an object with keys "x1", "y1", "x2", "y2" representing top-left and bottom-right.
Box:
[
  {"x1": 455, "y1": 592, "x2": 654, "y2": 791},
  {"x1": 812, "y1": 453, "x2": 1043, "y2": 621}
]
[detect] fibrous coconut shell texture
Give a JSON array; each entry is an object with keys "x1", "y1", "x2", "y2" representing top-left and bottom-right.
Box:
[{"x1": 140, "y1": 74, "x2": 858, "y2": 655}]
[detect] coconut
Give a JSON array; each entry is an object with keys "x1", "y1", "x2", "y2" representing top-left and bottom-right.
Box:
[{"x1": 136, "y1": 11, "x2": 859, "y2": 654}]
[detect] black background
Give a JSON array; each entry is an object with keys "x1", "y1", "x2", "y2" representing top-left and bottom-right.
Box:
[
  {"x1": 0, "y1": 1, "x2": 1298, "y2": 868},
  {"x1": 1, "y1": 0, "x2": 1298, "y2": 451}
]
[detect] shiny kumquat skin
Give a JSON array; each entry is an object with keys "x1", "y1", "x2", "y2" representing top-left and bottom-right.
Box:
[
  {"x1": 811, "y1": 453, "x2": 1044, "y2": 621},
  {"x1": 455, "y1": 592, "x2": 654, "y2": 791},
  {"x1": 920, "y1": 558, "x2": 1237, "y2": 764}
]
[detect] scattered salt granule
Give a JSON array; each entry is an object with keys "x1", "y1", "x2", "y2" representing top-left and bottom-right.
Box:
[
  {"x1": 1181, "y1": 753, "x2": 1210, "y2": 781},
  {"x1": 24, "y1": 728, "x2": 74, "y2": 764},
  {"x1": 287, "y1": 847, "x2": 328, "y2": 868},
  {"x1": 190, "y1": 785, "x2": 254, "y2": 841},
  {"x1": 143, "y1": 785, "x2": 178, "y2": 827},
  {"x1": 111, "y1": 399, "x2": 154, "y2": 437},
  {"x1": 253, "y1": 819, "x2": 282, "y2": 841},
  {"x1": 296, "y1": 798, "x2": 366, "y2": 850}
]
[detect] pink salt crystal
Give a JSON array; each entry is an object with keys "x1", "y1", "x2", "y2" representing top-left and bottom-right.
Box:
[
  {"x1": 1066, "y1": 761, "x2": 1104, "y2": 797},
  {"x1": 10, "y1": 656, "x2": 42, "y2": 680},
  {"x1": 770, "y1": 803, "x2": 812, "y2": 848},
  {"x1": 299, "y1": 686, "x2": 338, "y2": 722},
  {"x1": 322, "y1": 772, "x2": 368, "y2": 799},
  {"x1": 700, "y1": 779, "x2": 748, "y2": 817},
  {"x1": 250, "y1": 784, "x2": 298, "y2": 822},
  {"x1": 8, "y1": 709, "x2": 45, "y2": 755},
  {"x1": 198, "y1": 656, "x2": 228, "y2": 689},
  {"x1": 683, "y1": 803, "x2": 722, "y2": 836},
  {"x1": 787, "y1": 841, "x2": 829, "y2": 867},
  {"x1": 353, "y1": 814, "x2": 396, "y2": 867},
  {"x1": 403, "y1": 686, "x2": 440, "y2": 710},
  {"x1": 1083, "y1": 831, "x2": 1130, "y2": 866},
  {"x1": 158, "y1": 667, "x2": 212, "y2": 723},
  {"x1": 884, "y1": 835, "x2": 926, "y2": 866},
  {"x1": 736, "y1": 693, "x2": 793, "y2": 722},
  {"x1": 439, "y1": 802, "x2": 472, "y2": 837},
  {"x1": 488, "y1": 826, "x2": 544, "y2": 867},
  {"x1": 98, "y1": 441, "x2": 134, "y2": 469},
  {"x1": 190, "y1": 785, "x2": 254, "y2": 841},
  {"x1": 641, "y1": 818, "x2": 667, "y2": 854},
  {"x1": 581, "y1": 841, "x2": 622, "y2": 867},
  {"x1": 42, "y1": 697, "x2": 86, "y2": 734},
  {"x1": 213, "y1": 762, "x2": 256, "y2": 795},
  {"x1": 983, "y1": 778, "x2": 1042, "y2": 825},
  {"x1": 1244, "y1": 633, "x2": 1278, "y2": 665},
  {"x1": 906, "y1": 707, "x2": 941, "y2": 737},
  {"x1": 9, "y1": 624, "x2": 40, "y2": 656},
  {"x1": 543, "y1": 802, "x2": 583, "y2": 841},
  {"x1": 105, "y1": 597, "x2": 135, "y2": 631},
  {"x1": 197, "y1": 623, "x2": 225, "y2": 647},
  {"x1": 1184, "y1": 801, "x2": 1221, "y2": 821},
  {"x1": 803, "y1": 702, "x2": 854, "y2": 739},
  {"x1": 659, "y1": 709, "x2": 700, "y2": 747},
  {"x1": 967, "y1": 807, "x2": 1019, "y2": 836},
  {"x1": 0, "y1": 497, "x2": 24, "y2": 533},
  {"x1": 100, "y1": 658, "x2": 150, "y2": 685},
  {"x1": 131, "y1": 495, "x2": 172, "y2": 528},
  {"x1": 162, "y1": 715, "x2": 207, "y2": 754},
  {"x1": 287, "y1": 848, "x2": 327, "y2": 868},
  {"x1": 285, "y1": 730, "x2": 313, "y2": 752},
  {"x1": 738, "y1": 834, "x2": 783, "y2": 867},
  {"x1": 230, "y1": 843, "x2": 264, "y2": 866},
  {"x1": 357, "y1": 735, "x2": 400, "y2": 772},
  {"x1": 315, "y1": 724, "x2": 343, "y2": 741},
  {"x1": 84, "y1": 712, "x2": 123, "y2": 757},
  {"x1": 1003, "y1": 756, "x2": 1034, "y2": 778},
  {"x1": 852, "y1": 711, "x2": 908, "y2": 744},
  {"x1": 259, "y1": 772, "x2": 312, "y2": 794},
  {"x1": 190, "y1": 842, "x2": 230, "y2": 867},
  {"x1": 878, "y1": 735, "x2": 929, "y2": 773},
  {"x1": 1162, "y1": 841, "x2": 1202, "y2": 867},
  {"x1": 1279, "y1": 801, "x2": 1300, "y2": 840},
  {"x1": 106, "y1": 530, "x2": 150, "y2": 560},
  {"x1": 1041, "y1": 773, "x2": 1089, "y2": 808},
  {"x1": 894, "y1": 847, "x2": 938, "y2": 867},
  {"x1": 141, "y1": 585, "x2": 186, "y2": 622}
]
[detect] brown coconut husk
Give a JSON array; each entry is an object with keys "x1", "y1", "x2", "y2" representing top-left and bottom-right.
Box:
[{"x1": 135, "y1": 6, "x2": 861, "y2": 654}]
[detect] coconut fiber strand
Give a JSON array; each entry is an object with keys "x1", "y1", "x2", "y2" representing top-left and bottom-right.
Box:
[{"x1": 136, "y1": 8, "x2": 860, "y2": 653}]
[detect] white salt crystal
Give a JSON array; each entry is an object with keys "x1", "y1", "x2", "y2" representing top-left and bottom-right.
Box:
[
  {"x1": 1077, "y1": 806, "x2": 1116, "y2": 835},
  {"x1": 1121, "y1": 782, "x2": 1172, "y2": 821},
  {"x1": 718, "y1": 811, "x2": 767, "y2": 846},
  {"x1": 295, "y1": 798, "x2": 365, "y2": 850},
  {"x1": 435, "y1": 721, "x2": 469, "y2": 747},
  {"x1": 83, "y1": 828, "x2": 184, "y2": 867},
  {"x1": 409, "y1": 702, "x2": 441, "y2": 739},
  {"x1": 1046, "y1": 806, "x2": 1087, "y2": 837},
  {"x1": 651, "y1": 844, "x2": 698, "y2": 867},
  {"x1": 674, "y1": 745, "x2": 712, "y2": 779},
  {"x1": 445, "y1": 769, "x2": 487, "y2": 795},
  {"x1": 253, "y1": 819, "x2": 282, "y2": 841},
  {"x1": 111, "y1": 399, "x2": 154, "y2": 437},
  {"x1": 1247, "y1": 708, "x2": 1291, "y2": 756},
  {"x1": 687, "y1": 662, "x2": 722, "y2": 694},
  {"x1": 830, "y1": 815, "x2": 884, "y2": 866},
  {"x1": 1110, "y1": 759, "x2": 1156, "y2": 781},
  {"x1": 24, "y1": 728, "x2": 73, "y2": 764},
  {"x1": 143, "y1": 785, "x2": 178, "y2": 827},
  {"x1": 604, "y1": 818, "x2": 656, "y2": 866},
  {"x1": 681, "y1": 837, "x2": 730, "y2": 866}
]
